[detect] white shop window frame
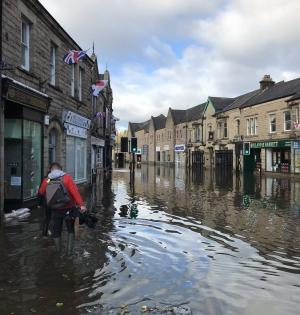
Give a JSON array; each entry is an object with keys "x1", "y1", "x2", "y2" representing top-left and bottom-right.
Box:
[{"x1": 66, "y1": 136, "x2": 87, "y2": 183}]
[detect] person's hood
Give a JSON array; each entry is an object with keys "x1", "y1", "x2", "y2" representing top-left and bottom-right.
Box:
[{"x1": 48, "y1": 170, "x2": 65, "y2": 179}]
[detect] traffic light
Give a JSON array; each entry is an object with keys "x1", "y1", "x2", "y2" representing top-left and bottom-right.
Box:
[
  {"x1": 120, "y1": 137, "x2": 128, "y2": 152},
  {"x1": 131, "y1": 137, "x2": 137, "y2": 153},
  {"x1": 243, "y1": 142, "x2": 251, "y2": 155}
]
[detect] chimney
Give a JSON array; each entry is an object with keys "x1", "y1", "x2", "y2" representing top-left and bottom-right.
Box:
[{"x1": 260, "y1": 74, "x2": 275, "y2": 90}]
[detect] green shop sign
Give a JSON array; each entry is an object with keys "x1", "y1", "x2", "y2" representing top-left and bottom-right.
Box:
[{"x1": 251, "y1": 140, "x2": 291, "y2": 149}]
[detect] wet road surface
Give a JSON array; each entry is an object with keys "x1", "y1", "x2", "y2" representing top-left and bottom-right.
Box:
[{"x1": 0, "y1": 165, "x2": 300, "y2": 315}]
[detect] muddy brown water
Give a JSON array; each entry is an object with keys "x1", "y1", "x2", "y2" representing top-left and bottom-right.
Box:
[{"x1": 0, "y1": 166, "x2": 300, "y2": 315}]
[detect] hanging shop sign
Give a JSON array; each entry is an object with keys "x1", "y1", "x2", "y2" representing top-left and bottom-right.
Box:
[
  {"x1": 64, "y1": 110, "x2": 91, "y2": 129},
  {"x1": 91, "y1": 136, "x2": 105, "y2": 147},
  {"x1": 293, "y1": 141, "x2": 300, "y2": 149},
  {"x1": 175, "y1": 144, "x2": 185, "y2": 152},
  {"x1": 64, "y1": 123, "x2": 87, "y2": 139},
  {"x1": 251, "y1": 140, "x2": 291, "y2": 149},
  {"x1": 156, "y1": 146, "x2": 160, "y2": 152}
]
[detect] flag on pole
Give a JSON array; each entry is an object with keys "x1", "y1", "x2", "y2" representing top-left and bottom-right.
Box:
[
  {"x1": 63, "y1": 50, "x2": 87, "y2": 65},
  {"x1": 91, "y1": 80, "x2": 108, "y2": 96}
]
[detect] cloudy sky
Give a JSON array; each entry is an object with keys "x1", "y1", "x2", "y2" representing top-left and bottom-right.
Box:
[{"x1": 40, "y1": 0, "x2": 300, "y2": 129}]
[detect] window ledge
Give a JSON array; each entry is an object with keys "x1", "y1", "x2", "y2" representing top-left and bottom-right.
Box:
[
  {"x1": 75, "y1": 179, "x2": 87, "y2": 185},
  {"x1": 48, "y1": 83, "x2": 63, "y2": 93},
  {"x1": 17, "y1": 66, "x2": 39, "y2": 79}
]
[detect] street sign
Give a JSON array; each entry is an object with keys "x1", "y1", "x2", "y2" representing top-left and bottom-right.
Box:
[{"x1": 243, "y1": 142, "x2": 251, "y2": 155}]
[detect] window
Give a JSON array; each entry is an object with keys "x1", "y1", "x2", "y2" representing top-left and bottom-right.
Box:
[
  {"x1": 236, "y1": 120, "x2": 240, "y2": 136},
  {"x1": 247, "y1": 117, "x2": 258, "y2": 135},
  {"x1": 269, "y1": 114, "x2": 276, "y2": 133},
  {"x1": 71, "y1": 64, "x2": 75, "y2": 97},
  {"x1": 50, "y1": 46, "x2": 56, "y2": 85},
  {"x1": 188, "y1": 130, "x2": 192, "y2": 142},
  {"x1": 284, "y1": 111, "x2": 291, "y2": 131},
  {"x1": 66, "y1": 137, "x2": 87, "y2": 182},
  {"x1": 79, "y1": 68, "x2": 83, "y2": 101},
  {"x1": 23, "y1": 120, "x2": 42, "y2": 199},
  {"x1": 195, "y1": 127, "x2": 200, "y2": 141},
  {"x1": 224, "y1": 122, "x2": 228, "y2": 138},
  {"x1": 21, "y1": 19, "x2": 30, "y2": 70},
  {"x1": 217, "y1": 122, "x2": 222, "y2": 138}
]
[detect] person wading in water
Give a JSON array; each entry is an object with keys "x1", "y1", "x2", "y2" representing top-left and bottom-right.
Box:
[{"x1": 38, "y1": 162, "x2": 87, "y2": 255}]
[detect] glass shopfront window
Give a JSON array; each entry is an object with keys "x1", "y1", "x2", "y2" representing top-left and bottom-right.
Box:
[
  {"x1": 23, "y1": 120, "x2": 42, "y2": 199},
  {"x1": 66, "y1": 136, "x2": 87, "y2": 182},
  {"x1": 4, "y1": 117, "x2": 42, "y2": 201}
]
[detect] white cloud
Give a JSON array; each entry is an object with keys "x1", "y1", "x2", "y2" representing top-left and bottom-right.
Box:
[{"x1": 40, "y1": 0, "x2": 300, "y2": 129}]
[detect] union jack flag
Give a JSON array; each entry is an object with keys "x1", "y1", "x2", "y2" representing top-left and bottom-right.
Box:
[{"x1": 63, "y1": 50, "x2": 87, "y2": 65}]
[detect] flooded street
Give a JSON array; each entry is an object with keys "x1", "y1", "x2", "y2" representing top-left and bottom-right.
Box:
[{"x1": 0, "y1": 165, "x2": 300, "y2": 315}]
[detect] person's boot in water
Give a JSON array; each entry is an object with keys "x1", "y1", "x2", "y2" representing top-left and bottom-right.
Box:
[
  {"x1": 67, "y1": 233, "x2": 75, "y2": 256},
  {"x1": 54, "y1": 237, "x2": 61, "y2": 253}
]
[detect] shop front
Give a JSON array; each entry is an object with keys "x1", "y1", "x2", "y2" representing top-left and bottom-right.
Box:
[
  {"x1": 63, "y1": 111, "x2": 91, "y2": 184},
  {"x1": 2, "y1": 78, "x2": 50, "y2": 210},
  {"x1": 292, "y1": 140, "x2": 300, "y2": 174},
  {"x1": 91, "y1": 136, "x2": 105, "y2": 177},
  {"x1": 251, "y1": 140, "x2": 291, "y2": 173}
]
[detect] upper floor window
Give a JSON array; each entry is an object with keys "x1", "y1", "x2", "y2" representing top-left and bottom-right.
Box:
[
  {"x1": 224, "y1": 122, "x2": 228, "y2": 138},
  {"x1": 246, "y1": 117, "x2": 257, "y2": 135},
  {"x1": 50, "y1": 45, "x2": 56, "y2": 85},
  {"x1": 236, "y1": 119, "x2": 240, "y2": 136},
  {"x1": 79, "y1": 68, "x2": 83, "y2": 101},
  {"x1": 21, "y1": 19, "x2": 30, "y2": 70},
  {"x1": 269, "y1": 114, "x2": 276, "y2": 133},
  {"x1": 284, "y1": 111, "x2": 291, "y2": 131},
  {"x1": 194, "y1": 127, "x2": 200, "y2": 141},
  {"x1": 71, "y1": 64, "x2": 75, "y2": 97}
]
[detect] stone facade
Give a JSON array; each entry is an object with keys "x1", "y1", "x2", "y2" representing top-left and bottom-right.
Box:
[
  {"x1": 0, "y1": 0, "x2": 114, "y2": 212},
  {"x1": 128, "y1": 75, "x2": 300, "y2": 176}
]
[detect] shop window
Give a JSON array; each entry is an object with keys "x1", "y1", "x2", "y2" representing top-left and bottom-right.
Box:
[
  {"x1": 50, "y1": 45, "x2": 56, "y2": 85},
  {"x1": 23, "y1": 121, "x2": 42, "y2": 199},
  {"x1": 284, "y1": 111, "x2": 291, "y2": 131},
  {"x1": 48, "y1": 128, "x2": 57, "y2": 165},
  {"x1": 66, "y1": 137, "x2": 87, "y2": 182},
  {"x1": 21, "y1": 19, "x2": 30, "y2": 70},
  {"x1": 269, "y1": 114, "x2": 276, "y2": 133}
]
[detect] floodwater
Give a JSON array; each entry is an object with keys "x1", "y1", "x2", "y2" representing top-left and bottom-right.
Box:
[{"x1": 0, "y1": 165, "x2": 300, "y2": 315}]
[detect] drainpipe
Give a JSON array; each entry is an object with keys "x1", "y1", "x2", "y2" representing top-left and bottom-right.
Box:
[{"x1": 0, "y1": 0, "x2": 4, "y2": 216}]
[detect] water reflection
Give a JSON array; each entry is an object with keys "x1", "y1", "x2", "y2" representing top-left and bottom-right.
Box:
[{"x1": 0, "y1": 165, "x2": 299, "y2": 315}]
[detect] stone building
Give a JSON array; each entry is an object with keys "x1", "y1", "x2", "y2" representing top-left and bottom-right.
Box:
[
  {"x1": 128, "y1": 75, "x2": 300, "y2": 176},
  {"x1": 0, "y1": 0, "x2": 113, "y2": 211}
]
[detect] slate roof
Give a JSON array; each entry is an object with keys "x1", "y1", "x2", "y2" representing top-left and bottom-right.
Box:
[
  {"x1": 186, "y1": 103, "x2": 206, "y2": 121},
  {"x1": 129, "y1": 120, "x2": 150, "y2": 135},
  {"x1": 218, "y1": 77, "x2": 300, "y2": 113},
  {"x1": 242, "y1": 78, "x2": 300, "y2": 107},
  {"x1": 152, "y1": 114, "x2": 166, "y2": 130},
  {"x1": 171, "y1": 103, "x2": 206, "y2": 125},
  {"x1": 209, "y1": 97, "x2": 235, "y2": 113}
]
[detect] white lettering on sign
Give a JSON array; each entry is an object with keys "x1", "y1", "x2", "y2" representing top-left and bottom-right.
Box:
[
  {"x1": 64, "y1": 111, "x2": 91, "y2": 129},
  {"x1": 175, "y1": 144, "x2": 185, "y2": 152},
  {"x1": 64, "y1": 123, "x2": 87, "y2": 139}
]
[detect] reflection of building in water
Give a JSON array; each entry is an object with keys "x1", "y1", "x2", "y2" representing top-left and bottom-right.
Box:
[{"x1": 126, "y1": 164, "x2": 300, "y2": 262}]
